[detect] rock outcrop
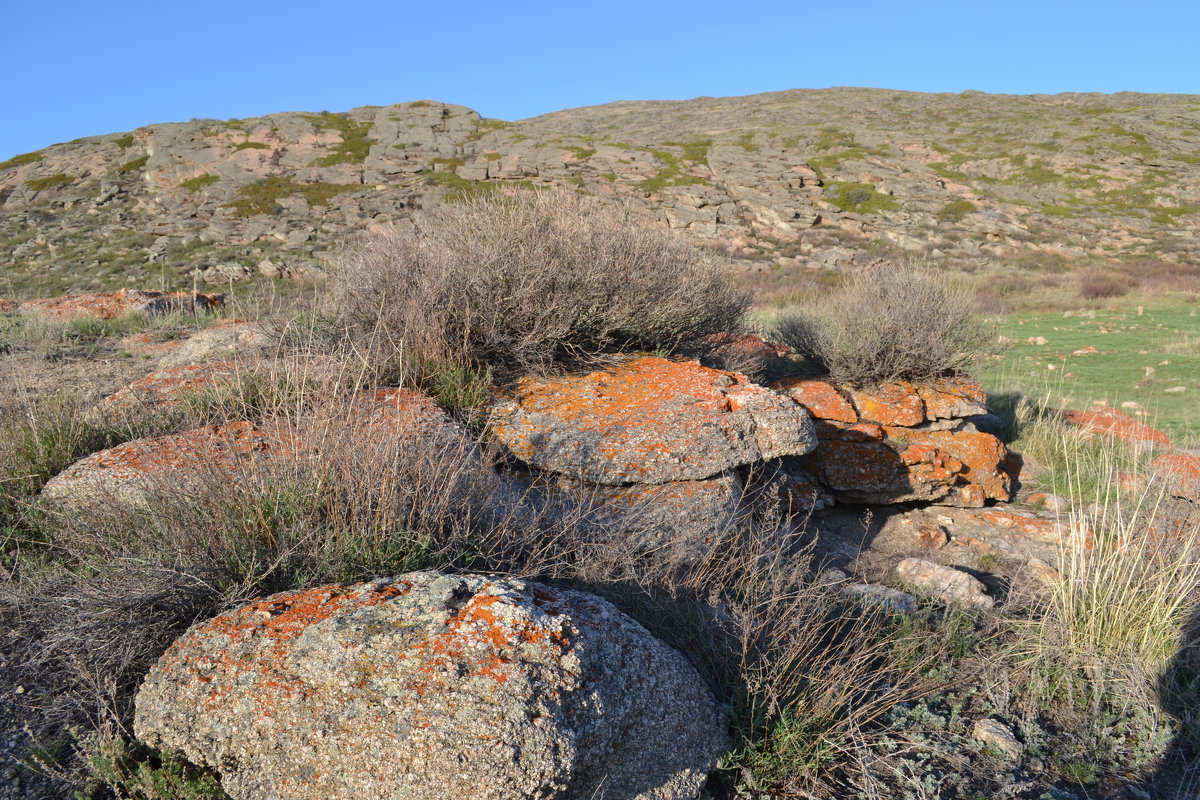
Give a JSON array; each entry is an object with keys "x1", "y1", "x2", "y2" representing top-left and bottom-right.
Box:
[
  {"x1": 134, "y1": 572, "x2": 728, "y2": 800},
  {"x1": 771, "y1": 376, "x2": 1015, "y2": 507},
  {"x1": 490, "y1": 356, "x2": 816, "y2": 485}
]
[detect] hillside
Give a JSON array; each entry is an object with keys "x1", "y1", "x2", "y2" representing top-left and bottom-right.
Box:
[{"x1": 1, "y1": 87, "x2": 1199, "y2": 297}]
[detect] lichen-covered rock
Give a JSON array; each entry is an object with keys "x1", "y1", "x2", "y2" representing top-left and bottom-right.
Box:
[
  {"x1": 1061, "y1": 403, "x2": 1172, "y2": 448},
  {"x1": 489, "y1": 356, "x2": 816, "y2": 484},
  {"x1": 799, "y1": 421, "x2": 1014, "y2": 507},
  {"x1": 848, "y1": 382, "x2": 926, "y2": 426},
  {"x1": 40, "y1": 421, "x2": 289, "y2": 508},
  {"x1": 44, "y1": 388, "x2": 467, "y2": 509},
  {"x1": 16, "y1": 289, "x2": 224, "y2": 319},
  {"x1": 92, "y1": 362, "x2": 238, "y2": 421},
  {"x1": 134, "y1": 572, "x2": 728, "y2": 800},
  {"x1": 1150, "y1": 453, "x2": 1200, "y2": 500},
  {"x1": 769, "y1": 377, "x2": 858, "y2": 423}
]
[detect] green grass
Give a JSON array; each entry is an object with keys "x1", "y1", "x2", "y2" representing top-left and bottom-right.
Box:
[
  {"x1": 115, "y1": 156, "x2": 149, "y2": 174},
  {"x1": 0, "y1": 150, "x2": 43, "y2": 171},
  {"x1": 563, "y1": 145, "x2": 595, "y2": 160},
  {"x1": 113, "y1": 136, "x2": 134, "y2": 150},
  {"x1": 980, "y1": 303, "x2": 1200, "y2": 446},
  {"x1": 661, "y1": 139, "x2": 712, "y2": 165},
  {"x1": 823, "y1": 182, "x2": 899, "y2": 214},
  {"x1": 635, "y1": 147, "x2": 707, "y2": 192},
  {"x1": 304, "y1": 112, "x2": 374, "y2": 167},
  {"x1": 25, "y1": 173, "x2": 74, "y2": 191},
  {"x1": 223, "y1": 176, "x2": 360, "y2": 216},
  {"x1": 937, "y1": 198, "x2": 976, "y2": 222},
  {"x1": 178, "y1": 174, "x2": 219, "y2": 192},
  {"x1": 232, "y1": 141, "x2": 270, "y2": 152}
]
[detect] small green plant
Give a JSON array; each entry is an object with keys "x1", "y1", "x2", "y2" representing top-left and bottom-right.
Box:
[
  {"x1": 113, "y1": 136, "x2": 134, "y2": 149},
  {"x1": 937, "y1": 198, "x2": 976, "y2": 223},
  {"x1": 231, "y1": 141, "x2": 270, "y2": 152},
  {"x1": 115, "y1": 156, "x2": 149, "y2": 174},
  {"x1": 178, "y1": 174, "x2": 219, "y2": 192},
  {"x1": 26, "y1": 173, "x2": 74, "y2": 191},
  {"x1": 304, "y1": 112, "x2": 374, "y2": 166},
  {"x1": 823, "y1": 182, "x2": 900, "y2": 214}
]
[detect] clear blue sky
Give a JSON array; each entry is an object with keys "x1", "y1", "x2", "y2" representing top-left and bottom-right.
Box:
[{"x1": 4, "y1": 0, "x2": 1198, "y2": 161}]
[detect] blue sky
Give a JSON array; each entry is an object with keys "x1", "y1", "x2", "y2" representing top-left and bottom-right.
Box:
[{"x1": 4, "y1": 0, "x2": 1198, "y2": 160}]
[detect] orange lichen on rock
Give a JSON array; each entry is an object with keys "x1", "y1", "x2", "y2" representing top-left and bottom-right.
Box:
[
  {"x1": 0, "y1": 298, "x2": 17, "y2": 313},
  {"x1": 848, "y1": 381, "x2": 926, "y2": 426},
  {"x1": 18, "y1": 289, "x2": 225, "y2": 319},
  {"x1": 1149, "y1": 454, "x2": 1200, "y2": 500},
  {"x1": 769, "y1": 377, "x2": 858, "y2": 423},
  {"x1": 705, "y1": 332, "x2": 790, "y2": 362},
  {"x1": 914, "y1": 376, "x2": 988, "y2": 420},
  {"x1": 1061, "y1": 404, "x2": 1171, "y2": 448},
  {"x1": 95, "y1": 362, "x2": 237, "y2": 417},
  {"x1": 489, "y1": 356, "x2": 815, "y2": 484}
]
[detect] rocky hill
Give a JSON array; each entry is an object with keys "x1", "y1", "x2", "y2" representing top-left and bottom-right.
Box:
[{"x1": 2, "y1": 87, "x2": 1198, "y2": 296}]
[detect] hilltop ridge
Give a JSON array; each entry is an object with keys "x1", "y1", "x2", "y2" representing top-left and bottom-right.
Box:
[{"x1": 1, "y1": 87, "x2": 1198, "y2": 296}]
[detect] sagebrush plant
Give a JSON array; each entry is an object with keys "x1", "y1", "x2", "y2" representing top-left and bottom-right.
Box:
[
  {"x1": 329, "y1": 188, "x2": 751, "y2": 376},
  {"x1": 774, "y1": 261, "x2": 992, "y2": 387}
]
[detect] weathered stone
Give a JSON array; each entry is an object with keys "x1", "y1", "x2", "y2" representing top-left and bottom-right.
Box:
[
  {"x1": 92, "y1": 362, "x2": 238, "y2": 421},
  {"x1": 972, "y1": 718, "x2": 1022, "y2": 760},
  {"x1": 844, "y1": 583, "x2": 917, "y2": 613},
  {"x1": 1061, "y1": 404, "x2": 1171, "y2": 448},
  {"x1": 914, "y1": 376, "x2": 988, "y2": 420},
  {"x1": 895, "y1": 558, "x2": 994, "y2": 609},
  {"x1": 848, "y1": 381, "x2": 925, "y2": 426},
  {"x1": 1149, "y1": 453, "x2": 1200, "y2": 501},
  {"x1": 134, "y1": 572, "x2": 728, "y2": 800},
  {"x1": 769, "y1": 377, "x2": 858, "y2": 423},
  {"x1": 801, "y1": 421, "x2": 1014, "y2": 506},
  {"x1": 489, "y1": 356, "x2": 816, "y2": 484},
  {"x1": 159, "y1": 321, "x2": 271, "y2": 366}
]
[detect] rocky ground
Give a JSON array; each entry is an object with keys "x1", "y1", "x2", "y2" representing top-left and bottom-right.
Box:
[{"x1": 1, "y1": 89, "x2": 1198, "y2": 299}]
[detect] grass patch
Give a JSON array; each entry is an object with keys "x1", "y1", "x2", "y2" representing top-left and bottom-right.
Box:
[
  {"x1": 0, "y1": 150, "x2": 43, "y2": 171},
  {"x1": 25, "y1": 173, "x2": 74, "y2": 191},
  {"x1": 937, "y1": 198, "x2": 976, "y2": 222},
  {"x1": 178, "y1": 174, "x2": 219, "y2": 192},
  {"x1": 304, "y1": 112, "x2": 374, "y2": 167},
  {"x1": 232, "y1": 141, "x2": 270, "y2": 152},
  {"x1": 823, "y1": 182, "x2": 899, "y2": 214},
  {"x1": 115, "y1": 156, "x2": 149, "y2": 174},
  {"x1": 636, "y1": 148, "x2": 707, "y2": 192},
  {"x1": 223, "y1": 176, "x2": 359, "y2": 216},
  {"x1": 113, "y1": 136, "x2": 134, "y2": 150}
]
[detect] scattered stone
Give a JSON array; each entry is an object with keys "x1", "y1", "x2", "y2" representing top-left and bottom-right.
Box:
[
  {"x1": 972, "y1": 718, "x2": 1022, "y2": 760},
  {"x1": 489, "y1": 356, "x2": 816, "y2": 484},
  {"x1": 1027, "y1": 336, "x2": 1048, "y2": 346},
  {"x1": 1026, "y1": 492, "x2": 1070, "y2": 512},
  {"x1": 844, "y1": 583, "x2": 917, "y2": 613},
  {"x1": 895, "y1": 558, "x2": 994, "y2": 609},
  {"x1": 134, "y1": 572, "x2": 728, "y2": 800},
  {"x1": 1164, "y1": 385, "x2": 1187, "y2": 394}
]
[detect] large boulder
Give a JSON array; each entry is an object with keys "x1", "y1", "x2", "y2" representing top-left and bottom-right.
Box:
[
  {"x1": 134, "y1": 572, "x2": 728, "y2": 800},
  {"x1": 490, "y1": 356, "x2": 816, "y2": 484}
]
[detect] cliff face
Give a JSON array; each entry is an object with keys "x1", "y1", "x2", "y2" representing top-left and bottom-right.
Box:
[{"x1": 2, "y1": 87, "x2": 1198, "y2": 295}]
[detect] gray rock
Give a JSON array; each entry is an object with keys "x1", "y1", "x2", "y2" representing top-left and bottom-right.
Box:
[
  {"x1": 134, "y1": 572, "x2": 728, "y2": 800},
  {"x1": 971, "y1": 718, "x2": 1022, "y2": 760},
  {"x1": 895, "y1": 558, "x2": 994, "y2": 610},
  {"x1": 845, "y1": 583, "x2": 918, "y2": 613}
]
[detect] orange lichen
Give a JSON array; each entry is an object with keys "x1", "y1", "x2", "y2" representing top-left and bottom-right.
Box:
[
  {"x1": 1061, "y1": 405, "x2": 1171, "y2": 448},
  {"x1": 848, "y1": 382, "x2": 925, "y2": 426},
  {"x1": 19, "y1": 289, "x2": 224, "y2": 320},
  {"x1": 769, "y1": 377, "x2": 858, "y2": 423}
]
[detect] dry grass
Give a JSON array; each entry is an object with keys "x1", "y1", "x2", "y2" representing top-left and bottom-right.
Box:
[
  {"x1": 329, "y1": 188, "x2": 751, "y2": 377},
  {"x1": 773, "y1": 261, "x2": 992, "y2": 387}
]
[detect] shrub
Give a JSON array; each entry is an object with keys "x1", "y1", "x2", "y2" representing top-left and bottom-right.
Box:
[
  {"x1": 1079, "y1": 268, "x2": 1136, "y2": 299},
  {"x1": 331, "y1": 188, "x2": 750, "y2": 375},
  {"x1": 774, "y1": 262, "x2": 992, "y2": 387}
]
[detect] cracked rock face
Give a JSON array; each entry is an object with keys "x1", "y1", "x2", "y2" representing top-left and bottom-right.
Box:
[
  {"x1": 489, "y1": 356, "x2": 816, "y2": 484},
  {"x1": 134, "y1": 572, "x2": 728, "y2": 800}
]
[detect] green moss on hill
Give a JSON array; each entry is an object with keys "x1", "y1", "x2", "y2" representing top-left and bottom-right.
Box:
[
  {"x1": 179, "y1": 174, "x2": 220, "y2": 192},
  {"x1": 224, "y1": 176, "x2": 359, "y2": 216},
  {"x1": 824, "y1": 182, "x2": 899, "y2": 214},
  {"x1": 0, "y1": 151, "x2": 43, "y2": 172},
  {"x1": 25, "y1": 173, "x2": 74, "y2": 191},
  {"x1": 304, "y1": 113, "x2": 374, "y2": 167}
]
